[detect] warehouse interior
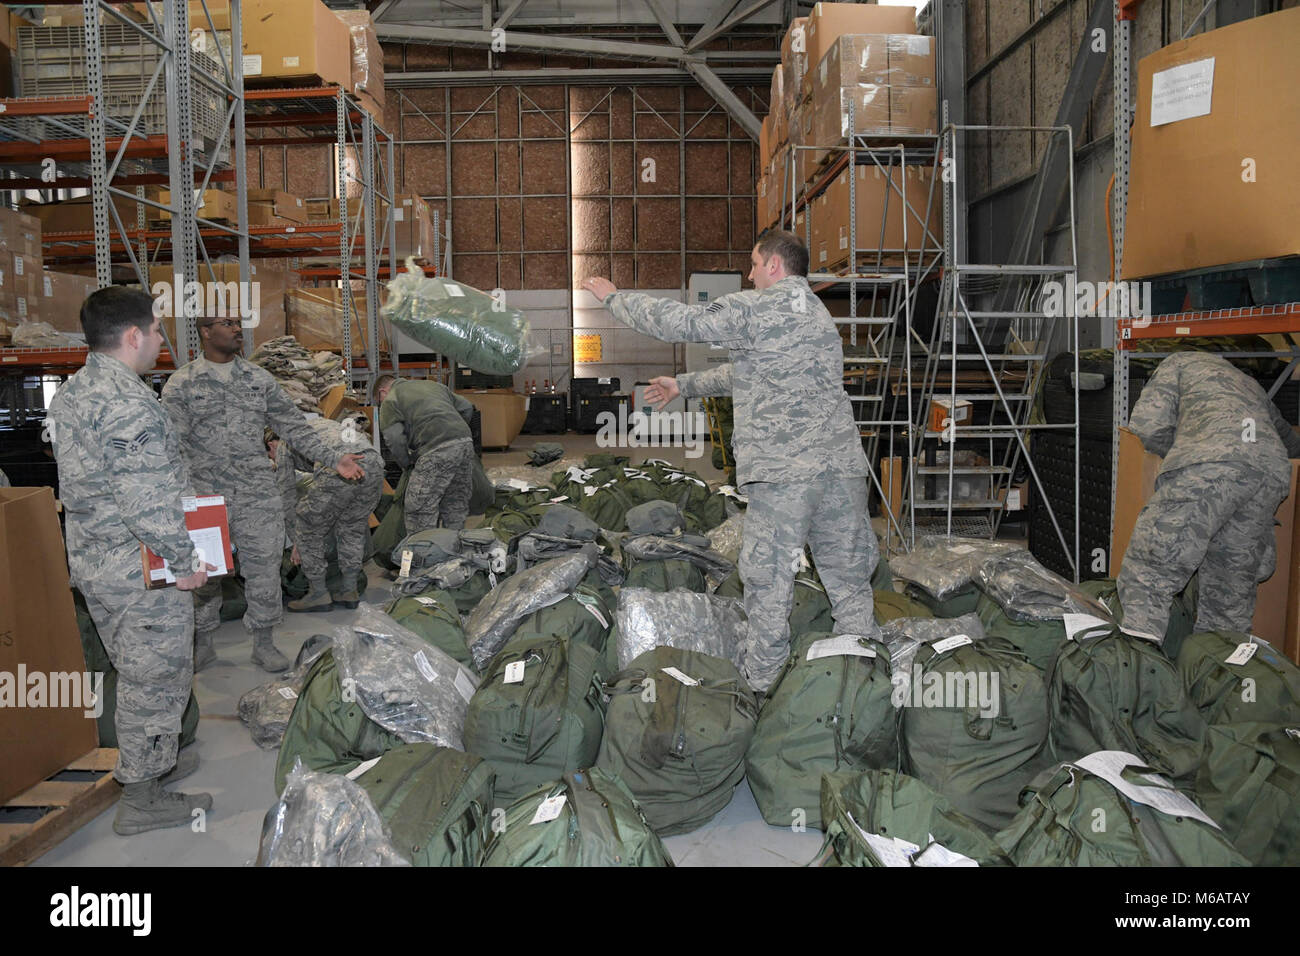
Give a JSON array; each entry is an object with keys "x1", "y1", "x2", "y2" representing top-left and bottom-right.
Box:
[{"x1": 1, "y1": 0, "x2": 1299, "y2": 873}]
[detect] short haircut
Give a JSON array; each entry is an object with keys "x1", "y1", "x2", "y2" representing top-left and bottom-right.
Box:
[
  {"x1": 80, "y1": 286, "x2": 157, "y2": 351},
  {"x1": 374, "y1": 373, "x2": 398, "y2": 395},
  {"x1": 755, "y1": 229, "x2": 809, "y2": 278}
]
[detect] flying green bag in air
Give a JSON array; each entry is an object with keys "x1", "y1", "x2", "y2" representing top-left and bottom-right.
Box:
[
  {"x1": 481, "y1": 768, "x2": 674, "y2": 867},
  {"x1": 1194, "y1": 721, "x2": 1300, "y2": 866},
  {"x1": 814, "y1": 769, "x2": 1012, "y2": 867},
  {"x1": 352, "y1": 743, "x2": 497, "y2": 868},
  {"x1": 747, "y1": 631, "x2": 898, "y2": 830},
  {"x1": 383, "y1": 263, "x2": 531, "y2": 375},
  {"x1": 994, "y1": 753, "x2": 1250, "y2": 867}
]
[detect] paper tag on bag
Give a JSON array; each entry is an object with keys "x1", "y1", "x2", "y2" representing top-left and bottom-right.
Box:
[
  {"x1": 930, "y1": 635, "x2": 973, "y2": 655},
  {"x1": 454, "y1": 668, "x2": 477, "y2": 703},
  {"x1": 530, "y1": 794, "x2": 567, "y2": 825},
  {"x1": 413, "y1": 650, "x2": 437, "y2": 682},
  {"x1": 504, "y1": 660, "x2": 526, "y2": 684},
  {"x1": 277, "y1": 687, "x2": 298, "y2": 700},
  {"x1": 661, "y1": 666, "x2": 699, "y2": 686},
  {"x1": 1224, "y1": 641, "x2": 1259, "y2": 666},
  {"x1": 1072, "y1": 751, "x2": 1220, "y2": 828},
  {"x1": 445, "y1": 283, "x2": 465, "y2": 297},
  {"x1": 345, "y1": 756, "x2": 383, "y2": 780},
  {"x1": 414, "y1": 595, "x2": 439, "y2": 607},
  {"x1": 1063, "y1": 613, "x2": 1112, "y2": 641},
  {"x1": 400, "y1": 549, "x2": 414, "y2": 577},
  {"x1": 949, "y1": 544, "x2": 977, "y2": 555},
  {"x1": 806, "y1": 635, "x2": 877, "y2": 662}
]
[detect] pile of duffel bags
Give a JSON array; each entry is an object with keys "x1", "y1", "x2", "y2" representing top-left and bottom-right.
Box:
[{"x1": 256, "y1": 481, "x2": 1299, "y2": 866}]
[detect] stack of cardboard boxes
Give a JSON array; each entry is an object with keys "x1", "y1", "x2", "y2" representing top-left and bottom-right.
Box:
[
  {"x1": 757, "y1": 1, "x2": 941, "y2": 267},
  {"x1": 0, "y1": 209, "x2": 44, "y2": 332}
]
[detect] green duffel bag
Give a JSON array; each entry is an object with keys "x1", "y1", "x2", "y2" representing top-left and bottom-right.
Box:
[
  {"x1": 465, "y1": 634, "x2": 607, "y2": 804},
  {"x1": 1194, "y1": 721, "x2": 1300, "y2": 866},
  {"x1": 352, "y1": 743, "x2": 497, "y2": 867},
  {"x1": 873, "y1": 589, "x2": 934, "y2": 624},
  {"x1": 578, "y1": 483, "x2": 636, "y2": 532},
  {"x1": 1176, "y1": 631, "x2": 1300, "y2": 728},
  {"x1": 281, "y1": 549, "x2": 368, "y2": 603},
  {"x1": 469, "y1": 456, "x2": 495, "y2": 516},
  {"x1": 481, "y1": 767, "x2": 674, "y2": 867},
  {"x1": 994, "y1": 754, "x2": 1250, "y2": 866},
  {"x1": 274, "y1": 650, "x2": 405, "y2": 794},
  {"x1": 1048, "y1": 627, "x2": 1207, "y2": 787},
  {"x1": 974, "y1": 591, "x2": 1070, "y2": 673},
  {"x1": 714, "y1": 569, "x2": 833, "y2": 638},
  {"x1": 596, "y1": 646, "x2": 759, "y2": 835},
  {"x1": 505, "y1": 574, "x2": 617, "y2": 673},
  {"x1": 583, "y1": 452, "x2": 629, "y2": 470},
  {"x1": 621, "y1": 558, "x2": 707, "y2": 593},
  {"x1": 904, "y1": 583, "x2": 980, "y2": 619},
  {"x1": 901, "y1": 634, "x2": 1052, "y2": 831},
  {"x1": 220, "y1": 564, "x2": 247, "y2": 622},
  {"x1": 1077, "y1": 577, "x2": 1196, "y2": 659},
  {"x1": 747, "y1": 631, "x2": 898, "y2": 830},
  {"x1": 815, "y1": 769, "x2": 1012, "y2": 867},
  {"x1": 370, "y1": 469, "x2": 411, "y2": 570},
  {"x1": 684, "y1": 491, "x2": 729, "y2": 533},
  {"x1": 383, "y1": 591, "x2": 474, "y2": 669}
]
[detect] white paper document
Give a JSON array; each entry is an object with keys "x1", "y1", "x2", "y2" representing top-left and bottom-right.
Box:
[{"x1": 1073, "y1": 751, "x2": 1220, "y2": 829}]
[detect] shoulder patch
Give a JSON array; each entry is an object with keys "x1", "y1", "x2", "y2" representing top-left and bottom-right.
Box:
[{"x1": 109, "y1": 430, "x2": 153, "y2": 454}]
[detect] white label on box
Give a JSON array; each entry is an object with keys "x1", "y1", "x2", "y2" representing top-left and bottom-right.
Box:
[
  {"x1": 277, "y1": 686, "x2": 298, "y2": 700},
  {"x1": 242, "y1": 54, "x2": 262, "y2": 76},
  {"x1": 530, "y1": 794, "x2": 567, "y2": 825},
  {"x1": 1175, "y1": 326, "x2": 1192, "y2": 336},
  {"x1": 1224, "y1": 641, "x2": 1258, "y2": 666},
  {"x1": 930, "y1": 635, "x2": 973, "y2": 655},
  {"x1": 393, "y1": 208, "x2": 405, "y2": 222},
  {"x1": 1006, "y1": 489, "x2": 1021, "y2": 510},
  {"x1": 504, "y1": 660, "x2": 526, "y2": 684},
  {"x1": 1072, "y1": 751, "x2": 1220, "y2": 828},
  {"x1": 819, "y1": 247, "x2": 826, "y2": 263},
  {"x1": 282, "y1": 55, "x2": 300, "y2": 68},
  {"x1": 454, "y1": 668, "x2": 477, "y2": 703},
  {"x1": 16, "y1": 298, "x2": 27, "y2": 317},
  {"x1": 13, "y1": 256, "x2": 23, "y2": 275},
  {"x1": 1063, "y1": 613, "x2": 1112, "y2": 641},
  {"x1": 414, "y1": 650, "x2": 437, "y2": 682},
  {"x1": 906, "y1": 35, "x2": 930, "y2": 56},
  {"x1": 345, "y1": 756, "x2": 383, "y2": 780},
  {"x1": 806, "y1": 634, "x2": 877, "y2": 661},
  {"x1": 661, "y1": 666, "x2": 699, "y2": 686},
  {"x1": 1150, "y1": 57, "x2": 1215, "y2": 127},
  {"x1": 43, "y1": 275, "x2": 53, "y2": 296}
]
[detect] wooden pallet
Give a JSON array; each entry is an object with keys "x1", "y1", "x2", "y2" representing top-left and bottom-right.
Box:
[{"x1": 0, "y1": 748, "x2": 120, "y2": 867}]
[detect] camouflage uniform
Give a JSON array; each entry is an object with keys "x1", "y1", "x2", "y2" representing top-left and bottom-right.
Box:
[
  {"x1": 161, "y1": 357, "x2": 344, "y2": 636},
  {"x1": 1119, "y1": 351, "x2": 1300, "y2": 639},
  {"x1": 379, "y1": 378, "x2": 476, "y2": 533},
  {"x1": 284, "y1": 417, "x2": 384, "y2": 590},
  {"x1": 605, "y1": 276, "x2": 877, "y2": 691},
  {"x1": 48, "y1": 352, "x2": 197, "y2": 784}
]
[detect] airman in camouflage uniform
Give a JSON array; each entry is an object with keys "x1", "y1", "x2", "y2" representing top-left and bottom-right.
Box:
[
  {"x1": 1118, "y1": 351, "x2": 1300, "y2": 641},
  {"x1": 281, "y1": 415, "x2": 385, "y2": 611},
  {"x1": 161, "y1": 316, "x2": 365, "y2": 672},
  {"x1": 48, "y1": 287, "x2": 213, "y2": 834},
  {"x1": 375, "y1": 375, "x2": 477, "y2": 533},
  {"x1": 584, "y1": 231, "x2": 878, "y2": 692}
]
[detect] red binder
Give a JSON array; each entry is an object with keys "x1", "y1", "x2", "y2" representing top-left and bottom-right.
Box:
[{"x1": 141, "y1": 495, "x2": 235, "y2": 589}]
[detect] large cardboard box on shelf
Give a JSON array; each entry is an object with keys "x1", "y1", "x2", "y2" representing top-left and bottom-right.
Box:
[
  {"x1": 1, "y1": 253, "x2": 43, "y2": 304},
  {"x1": 809, "y1": 84, "x2": 891, "y2": 172},
  {"x1": 0, "y1": 208, "x2": 41, "y2": 258},
  {"x1": 1111, "y1": 426, "x2": 1300, "y2": 660},
  {"x1": 780, "y1": 17, "x2": 809, "y2": 117},
  {"x1": 889, "y1": 86, "x2": 938, "y2": 135},
  {"x1": 392, "y1": 194, "x2": 435, "y2": 262},
  {"x1": 1121, "y1": 7, "x2": 1300, "y2": 280},
  {"x1": 38, "y1": 271, "x2": 100, "y2": 334},
  {"x1": 240, "y1": 0, "x2": 352, "y2": 89},
  {"x1": 456, "y1": 389, "x2": 527, "y2": 450},
  {"x1": 813, "y1": 35, "x2": 892, "y2": 92},
  {"x1": 0, "y1": 487, "x2": 102, "y2": 806},
  {"x1": 154, "y1": 189, "x2": 240, "y2": 223},
  {"x1": 286, "y1": 286, "x2": 390, "y2": 356},
  {"x1": 812, "y1": 163, "x2": 942, "y2": 268},
  {"x1": 803, "y1": 2, "x2": 917, "y2": 98},
  {"x1": 148, "y1": 260, "x2": 290, "y2": 350},
  {"x1": 247, "y1": 189, "x2": 308, "y2": 225},
  {"x1": 21, "y1": 195, "x2": 143, "y2": 236},
  {"x1": 335, "y1": 9, "x2": 385, "y2": 111},
  {"x1": 888, "y1": 33, "x2": 936, "y2": 86}
]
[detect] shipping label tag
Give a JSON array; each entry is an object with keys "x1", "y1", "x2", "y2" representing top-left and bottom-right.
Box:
[
  {"x1": 806, "y1": 635, "x2": 876, "y2": 661},
  {"x1": 1063, "y1": 613, "x2": 1112, "y2": 641},
  {"x1": 661, "y1": 666, "x2": 699, "y2": 686},
  {"x1": 399, "y1": 549, "x2": 414, "y2": 577},
  {"x1": 504, "y1": 660, "x2": 526, "y2": 684},
  {"x1": 413, "y1": 650, "x2": 437, "y2": 682},
  {"x1": 445, "y1": 283, "x2": 465, "y2": 297},
  {"x1": 930, "y1": 634, "x2": 973, "y2": 655},
  {"x1": 1224, "y1": 641, "x2": 1258, "y2": 666},
  {"x1": 277, "y1": 687, "x2": 298, "y2": 700},
  {"x1": 530, "y1": 794, "x2": 567, "y2": 825}
]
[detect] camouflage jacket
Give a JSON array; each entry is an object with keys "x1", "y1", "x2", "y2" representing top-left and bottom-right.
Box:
[
  {"x1": 48, "y1": 351, "x2": 196, "y2": 581},
  {"x1": 605, "y1": 275, "x2": 868, "y2": 486},
  {"x1": 1129, "y1": 351, "x2": 1300, "y2": 486},
  {"x1": 286, "y1": 416, "x2": 382, "y2": 474},
  {"x1": 378, "y1": 378, "x2": 474, "y2": 470},
  {"x1": 161, "y1": 355, "x2": 343, "y2": 495}
]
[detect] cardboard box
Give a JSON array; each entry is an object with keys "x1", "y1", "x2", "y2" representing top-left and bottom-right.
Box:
[
  {"x1": 247, "y1": 189, "x2": 308, "y2": 225},
  {"x1": 457, "y1": 389, "x2": 527, "y2": 449},
  {"x1": 928, "y1": 397, "x2": 972, "y2": 433},
  {"x1": 781, "y1": 17, "x2": 809, "y2": 115},
  {"x1": 39, "y1": 271, "x2": 100, "y2": 334},
  {"x1": 814, "y1": 35, "x2": 892, "y2": 93},
  {"x1": 888, "y1": 32, "x2": 936, "y2": 86},
  {"x1": 760, "y1": 114, "x2": 772, "y2": 167},
  {"x1": 0, "y1": 294, "x2": 38, "y2": 324},
  {"x1": 1, "y1": 253, "x2": 43, "y2": 304},
  {"x1": 768, "y1": 66, "x2": 783, "y2": 126},
  {"x1": 1111, "y1": 427, "x2": 1300, "y2": 655},
  {"x1": 335, "y1": 9, "x2": 385, "y2": 108},
  {"x1": 22, "y1": 194, "x2": 156, "y2": 235},
  {"x1": 890, "y1": 86, "x2": 938, "y2": 134},
  {"x1": 155, "y1": 189, "x2": 240, "y2": 223},
  {"x1": 286, "y1": 286, "x2": 389, "y2": 355},
  {"x1": 0, "y1": 487, "x2": 102, "y2": 806},
  {"x1": 241, "y1": 0, "x2": 352, "y2": 89},
  {"x1": 803, "y1": 2, "x2": 917, "y2": 98},
  {"x1": 810, "y1": 84, "x2": 892, "y2": 171},
  {"x1": 0, "y1": 208, "x2": 41, "y2": 258},
  {"x1": 149, "y1": 260, "x2": 290, "y2": 349},
  {"x1": 319, "y1": 384, "x2": 362, "y2": 421},
  {"x1": 392, "y1": 194, "x2": 435, "y2": 261},
  {"x1": 1121, "y1": 7, "x2": 1300, "y2": 279}
]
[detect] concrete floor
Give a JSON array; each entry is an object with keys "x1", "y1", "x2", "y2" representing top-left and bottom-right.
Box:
[{"x1": 36, "y1": 432, "x2": 825, "y2": 867}]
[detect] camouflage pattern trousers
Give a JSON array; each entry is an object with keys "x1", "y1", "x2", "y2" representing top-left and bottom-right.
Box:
[
  {"x1": 405, "y1": 437, "x2": 475, "y2": 534},
  {"x1": 296, "y1": 450, "x2": 384, "y2": 589},
  {"x1": 739, "y1": 474, "x2": 879, "y2": 692},
  {"x1": 195, "y1": 481, "x2": 285, "y2": 635},
  {"x1": 79, "y1": 548, "x2": 194, "y2": 784},
  {"x1": 1118, "y1": 461, "x2": 1290, "y2": 639}
]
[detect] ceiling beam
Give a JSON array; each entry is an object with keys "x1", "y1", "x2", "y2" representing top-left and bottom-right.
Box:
[
  {"x1": 385, "y1": 66, "x2": 773, "y2": 87},
  {"x1": 681, "y1": 57, "x2": 760, "y2": 139},
  {"x1": 688, "y1": 0, "x2": 739, "y2": 49},
  {"x1": 492, "y1": 0, "x2": 529, "y2": 31},
  {"x1": 686, "y1": 0, "x2": 780, "y2": 51},
  {"x1": 368, "y1": 0, "x2": 401, "y2": 23},
  {"x1": 645, "y1": 0, "x2": 685, "y2": 47},
  {"x1": 377, "y1": 23, "x2": 687, "y2": 62}
]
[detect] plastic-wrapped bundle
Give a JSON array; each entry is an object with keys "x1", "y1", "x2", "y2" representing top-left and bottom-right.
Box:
[
  {"x1": 465, "y1": 549, "x2": 597, "y2": 670},
  {"x1": 706, "y1": 512, "x2": 745, "y2": 564},
  {"x1": 238, "y1": 635, "x2": 334, "y2": 749},
  {"x1": 614, "y1": 587, "x2": 748, "y2": 671},
  {"x1": 382, "y1": 260, "x2": 531, "y2": 374},
  {"x1": 487, "y1": 462, "x2": 585, "y2": 486},
  {"x1": 890, "y1": 536, "x2": 1026, "y2": 600},
  {"x1": 256, "y1": 760, "x2": 409, "y2": 867},
  {"x1": 517, "y1": 533, "x2": 623, "y2": 586},
  {"x1": 976, "y1": 551, "x2": 1111, "y2": 622},
  {"x1": 622, "y1": 535, "x2": 734, "y2": 587},
  {"x1": 332, "y1": 604, "x2": 479, "y2": 749},
  {"x1": 880, "y1": 613, "x2": 986, "y2": 678}
]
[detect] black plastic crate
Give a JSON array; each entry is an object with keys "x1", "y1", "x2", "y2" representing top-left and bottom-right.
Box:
[
  {"x1": 455, "y1": 367, "x2": 515, "y2": 390},
  {"x1": 573, "y1": 394, "x2": 628, "y2": 434},
  {"x1": 522, "y1": 394, "x2": 567, "y2": 435}
]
